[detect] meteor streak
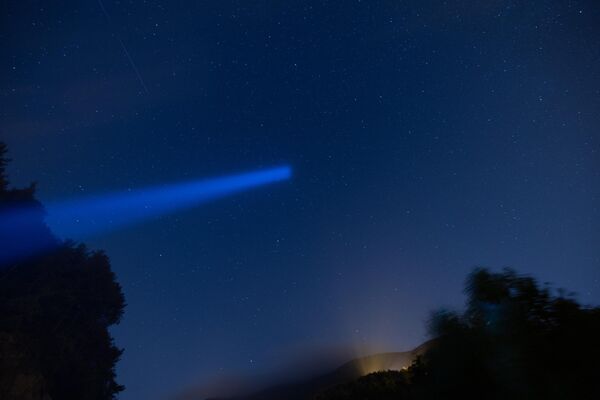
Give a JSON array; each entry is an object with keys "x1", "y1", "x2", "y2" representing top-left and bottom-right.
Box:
[
  {"x1": 97, "y1": 0, "x2": 149, "y2": 94},
  {"x1": 0, "y1": 165, "x2": 291, "y2": 264}
]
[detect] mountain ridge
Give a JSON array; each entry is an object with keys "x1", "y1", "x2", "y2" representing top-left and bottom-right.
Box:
[{"x1": 203, "y1": 341, "x2": 433, "y2": 400}]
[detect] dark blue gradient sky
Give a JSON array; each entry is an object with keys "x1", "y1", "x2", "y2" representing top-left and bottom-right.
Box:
[{"x1": 2, "y1": 1, "x2": 599, "y2": 399}]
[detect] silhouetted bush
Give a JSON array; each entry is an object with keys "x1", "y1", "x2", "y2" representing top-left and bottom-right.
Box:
[
  {"x1": 0, "y1": 143, "x2": 126, "y2": 400},
  {"x1": 316, "y1": 268, "x2": 600, "y2": 400}
]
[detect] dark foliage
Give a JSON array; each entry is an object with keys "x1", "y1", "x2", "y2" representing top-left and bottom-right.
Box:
[
  {"x1": 313, "y1": 370, "x2": 410, "y2": 400},
  {"x1": 0, "y1": 142, "x2": 8, "y2": 192},
  {"x1": 316, "y1": 268, "x2": 600, "y2": 400},
  {"x1": 0, "y1": 143, "x2": 126, "y2": 400},
  {"x1": 312, "y1": 356, "x2": 432, "y2": 400},
  {"x1": 0, "y1": 144, "x2": 57, "y2": 265}
]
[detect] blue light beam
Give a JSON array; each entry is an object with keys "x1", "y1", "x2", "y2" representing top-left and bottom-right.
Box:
[{"x1": 0, "y1": 165, "x2": 291, "y2": 264}]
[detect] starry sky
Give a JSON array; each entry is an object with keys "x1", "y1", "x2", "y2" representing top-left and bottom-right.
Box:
[{"x1": 1, "y1": 1, "x2": 599, "y2": 399}]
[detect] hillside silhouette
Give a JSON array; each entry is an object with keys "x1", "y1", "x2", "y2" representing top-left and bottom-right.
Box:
[{"x1": 197, "y1": 342, "x2": 431, "y2": 400}]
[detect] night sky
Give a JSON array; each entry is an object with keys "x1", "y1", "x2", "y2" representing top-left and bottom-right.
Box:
[{"x1": 2, "y1": 1, "x2": 599, "y2": 399}]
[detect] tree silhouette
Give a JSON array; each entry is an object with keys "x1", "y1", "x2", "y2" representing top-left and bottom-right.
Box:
[
  {"x1": 423, "y1": 268, "x2": 600, "y2": 399},
  {"x1": 0, "y1": 142, "x2": 8, "y2": 192},
  {"x1": 0, "y1": 143, "x2": 126, "y2": 400},
  {"x1": 316, "y1": 268, "x2": 600, "y2": 400}
]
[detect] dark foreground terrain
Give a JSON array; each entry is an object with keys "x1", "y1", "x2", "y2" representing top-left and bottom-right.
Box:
[
  {"x1": 204, "y1": 343, "x2": 430, "y2": 400},
  {"x1": 202, "y1": 269, "x2": 600, "y2": 400}
]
